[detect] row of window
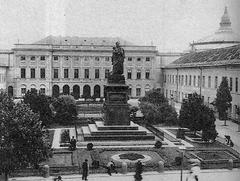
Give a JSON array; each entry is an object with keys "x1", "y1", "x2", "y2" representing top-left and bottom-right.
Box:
[
  {"x1": 20, "y1": 85, "x2": 150, "y2": 98},
  {"x1": 164, "y1": 74, "x2": 239, "y2": 92},
  {"x1": 21, "y1": 56, "x2": 46, "y2": 61},
  {"x1": 21, "y1": 87, "x2": 45, "y2": 95},
  {"x1": 21, "y1": 68, "x2": 46, "y2": 79},
  {"x1": 20, "y1": 68, "x2": 151, "y2": 80},
  {"x1": 20, "y1": 55, "x2": 151, "y2": 62},
  {"x1": 53, "y1": 68, "x2": 104, "y2": 79}
]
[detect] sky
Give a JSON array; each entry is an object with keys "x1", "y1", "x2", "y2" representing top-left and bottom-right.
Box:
[{"x1": 0, "y1": 0, "x2": 240, "y2": 52}]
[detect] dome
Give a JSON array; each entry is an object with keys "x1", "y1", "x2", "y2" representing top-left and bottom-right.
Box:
[{"x1": 191, "y1": 7, "x2": 240, "y2": 51}]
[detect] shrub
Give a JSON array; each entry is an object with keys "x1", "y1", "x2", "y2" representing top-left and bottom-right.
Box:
[
  {"x1": 87, "y1": 143, "x2": 93, "y2": 151},
  {"x1": 175, "y1": 156, "x2": 182, "y2": 166},
  {"x1": 60, "y1": 130, "x2": 70, "y2": 143},
  {"x1": 154, "y1": 140, "x2": 163, "y2": 148}
]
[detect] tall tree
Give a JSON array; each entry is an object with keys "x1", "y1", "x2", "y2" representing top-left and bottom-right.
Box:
[
  {"x1": 201, "y1": 106, "x2": 218, "y2": 142},
  {"x1": 179, "y1": 93, "x2": 203, "y2": 134},
  {"x1": 0, "y1": 91, "x2": 51, "y2": 181},
  {"x1": 23, "y1": 89, "x2": 53, "y2": 127},
  {"x1": 139, "y1": 89, "x2": 178, "y2": 125},
  {"x1": 179, "y1": 92, "x2": 218, "y2": 141},
  {"x1": 215, "y1": 77, "x2": 232, "y2": 125}
]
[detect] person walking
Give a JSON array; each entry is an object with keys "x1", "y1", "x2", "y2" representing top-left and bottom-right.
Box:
[
  {"x1": 82, "y1": 159, "x2": 89, "y2": 180},
  {"x1": 134, "y1": 160, "x2": 143, "y2": 181},
  {"x1": 70, "y1": 136, "x2": 76, "y2": 151}
]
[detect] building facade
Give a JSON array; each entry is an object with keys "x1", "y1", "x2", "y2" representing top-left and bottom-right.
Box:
[
  {"x1": 10, "y1": 36, "x2": 157, "y2": 98},
  {"x1": 162, "y1": 44, "x2": 240, "y2": 120},
  {"x1": 0, "y1": 50, "x2": 13, "y2": 95}
]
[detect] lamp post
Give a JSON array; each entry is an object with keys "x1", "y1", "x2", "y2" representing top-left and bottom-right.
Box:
[{"x1": 179, "y1": 146, "x2": 186, "y2": 181}]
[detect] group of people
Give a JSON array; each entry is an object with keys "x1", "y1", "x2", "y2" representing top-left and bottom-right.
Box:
[
  {"x1": 58, "y1": 159, "x2": 200, "y2": 181},
  {"x1": 81, "y1": 159, "x2": 144, "y2": 180}
]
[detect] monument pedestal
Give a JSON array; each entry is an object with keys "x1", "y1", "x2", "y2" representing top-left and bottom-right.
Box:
[
  {"x1": 80, "y1": 83, "x2": 155, "y2": 142},
  {"x1": 104, "y1": 84, "x2": 129, "y2": 125}
]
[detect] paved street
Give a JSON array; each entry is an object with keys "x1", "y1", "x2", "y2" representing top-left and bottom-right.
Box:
[
  {"x1": 9, "y1": 169, "x2": 240, "y2": 181},
  {"x1": 215, "y1": 119, "x2": 240, "y2": 153}
]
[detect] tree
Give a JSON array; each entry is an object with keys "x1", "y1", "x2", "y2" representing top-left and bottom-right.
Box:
[
  {"x1": 201, "y1": 106, "x2": 218, "y2": 142},
  {"x1": 179, "y1": 93, "x2": 203, "y2": 134},
  {"x1": 139, "y1": 89, "x2": 168, "y2": 106},
  {"x1": 179, "y1": 92, "x2": 218, "y2": 141},
  {"x1": 139, "y1": 89, "x2": 178, "y2": 125},
  {"x1": 0, "y1": 91, "x2": 51, "y2": 181},
  {"x1": 215, "y1": 77, "x2": 232, "y2": 125},
  {"x1": 23, "y1": 89, "x2": 53, "y2": 127},
  {"x1": 51, "y1": 95, "x2": 77, "y2": 125}
]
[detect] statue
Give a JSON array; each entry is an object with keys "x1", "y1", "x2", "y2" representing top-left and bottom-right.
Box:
[{"x1": 112, "y1": 41, "x2": 125, "y2": 75}]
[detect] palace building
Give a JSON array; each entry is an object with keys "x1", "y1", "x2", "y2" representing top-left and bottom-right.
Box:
[{"x1": 8, "y1": 36, "x2": 158, "y2": 98}]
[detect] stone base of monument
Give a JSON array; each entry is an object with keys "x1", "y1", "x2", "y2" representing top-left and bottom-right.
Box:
[{"x1": 81, "y1": 121, "x2": 155, "y2": 141}]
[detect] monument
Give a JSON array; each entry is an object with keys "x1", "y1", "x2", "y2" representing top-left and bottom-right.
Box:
[
  {"x1": 80, "y1": 42, "x2": 155, "y2": 142},
  {"x1": 104, "y1": 41, "x2": 130, "y2": 125}
]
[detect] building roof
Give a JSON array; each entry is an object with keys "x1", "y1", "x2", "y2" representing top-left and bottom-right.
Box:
[
  {"x1": 33, "y1": 35, "x2": 135, "y2": 46},
  {"x1": 166, "y1": 44, "x2": 240, "y2": 68},
  {"x1": 191, "y1": 7, "x2": 240, "y2": 46}
]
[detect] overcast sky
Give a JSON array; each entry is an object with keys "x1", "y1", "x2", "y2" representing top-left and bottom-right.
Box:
[{"x1": 0, "y1": 0, "x2": 239, "y2": 51}]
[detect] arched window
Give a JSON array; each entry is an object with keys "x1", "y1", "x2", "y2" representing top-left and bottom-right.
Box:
[
  {"x1": 40, "y1": 84, "x2": 46, "y2": 95},
  {"x1": 52, "y1": 85, "x2": 60, "y2": 97},
  {"x1": 83, "y1": 85, "x2": 91, "y2": 98},
  {"x1": 8, "y1": 86, "x2": 13, "y2": 97},
  {"x1": 93, "y1": 85, "x2": 101, "y2": 98},
  {"x1": 63, "y1": 85, "x2": 70, "y2": 95},
  {"x1": 73, "y1": 85, "x2": 80, "y2": 99}
]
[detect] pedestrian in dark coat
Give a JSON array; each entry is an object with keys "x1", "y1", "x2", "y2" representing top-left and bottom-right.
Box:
[
  {"x1": 134, "y1": 160, "x2": 143, "y2": 181},
  {"x1": 82, "y1": 159, "x2": 89, "y2": 180}
]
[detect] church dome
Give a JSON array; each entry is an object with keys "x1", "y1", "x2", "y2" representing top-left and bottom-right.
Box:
[{"x1": 191, "y1": 7, "x2": 240, "y2": 51}]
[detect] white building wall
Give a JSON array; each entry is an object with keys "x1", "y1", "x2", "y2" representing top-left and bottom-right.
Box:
[
  {"x1": 12, "y1": 44, "x2": 157, "y2": 98},
  {"x1": 163, "y1": 65, "x2": 240, "y2": 119}
]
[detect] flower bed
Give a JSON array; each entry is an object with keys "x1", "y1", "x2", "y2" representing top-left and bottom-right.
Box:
[{"x1": 119, "y1": 153, "x2": 145, "y2": 161}]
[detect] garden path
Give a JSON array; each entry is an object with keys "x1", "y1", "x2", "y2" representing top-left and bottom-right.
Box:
[{"x1": 51, "y1": 128, "x2": 76, "y2": 149}]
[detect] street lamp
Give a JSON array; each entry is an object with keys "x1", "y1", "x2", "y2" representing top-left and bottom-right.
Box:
[{"x1": 179, "y1": 146, "x2": 186, "y2": 181}]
